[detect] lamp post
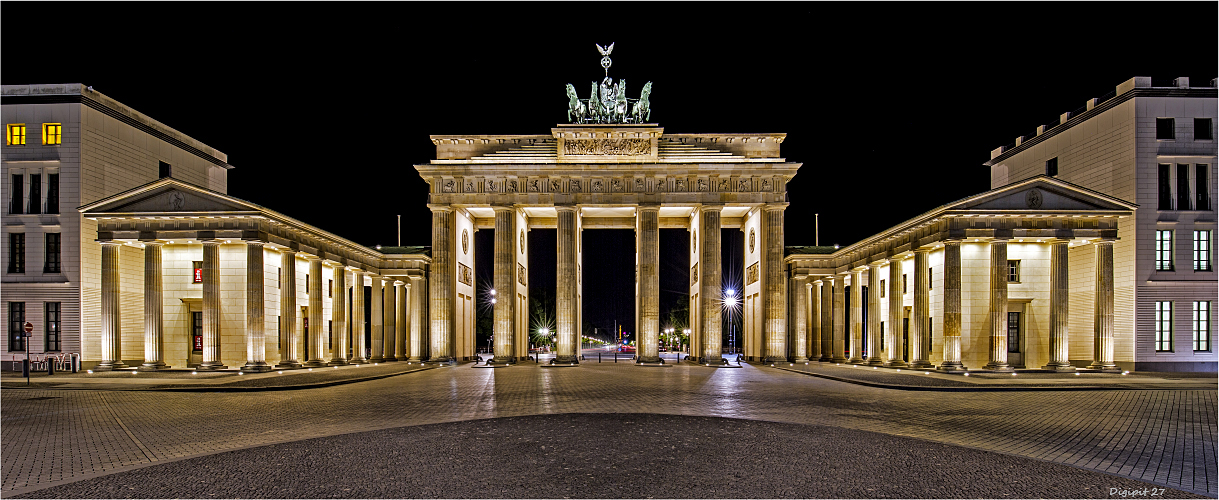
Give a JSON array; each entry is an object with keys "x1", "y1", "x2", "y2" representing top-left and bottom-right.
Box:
[{"x1": 725, "y1": 288, "x2": 738, "y2": 354}]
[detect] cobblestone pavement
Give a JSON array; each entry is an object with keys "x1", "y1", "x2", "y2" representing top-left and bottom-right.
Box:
[{"x1": 2, "y1": 361, "x2": 1215, "y2": 497}]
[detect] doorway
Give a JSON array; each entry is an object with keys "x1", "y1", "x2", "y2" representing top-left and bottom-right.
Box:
[
  {"x1": 901, "y1": 314, "x2": 910, "y2": 363},
  {"x1": 189, "y1": 310, "x2": 203, "y2": 367},
  {"x1": 1007, "y1": 311, "x2": 1023, "y2": 368},
  {"x1": 302, "y1": 306, "x2": 310, "y2": 362}
]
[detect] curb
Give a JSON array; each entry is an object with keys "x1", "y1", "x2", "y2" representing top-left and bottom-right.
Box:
[
  {"x1": 772, "y1": 366, "x2": 1209, "y2": 392},
  {"x1": 0, "y1": 366, "x2": 438, "y2": 393}
]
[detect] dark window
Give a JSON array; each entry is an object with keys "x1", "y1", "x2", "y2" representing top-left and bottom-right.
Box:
[
  {"x1": 193, "y1": 311, "x2": 203, "y2": 352},
  {"x1": 902, "y1": 274, "x2": 908, "y2": 294},
  {"x1": 1178, "y1": 164, "x2": 1192, "y2": 210},
  {"x1": 1198, "y1": 164, "x2": 1210, "y2": 211},
  {"x1": 879, "y1": 321, "x2": 885, "y2": 347},
  {"x1": 1045, "y1": 157, "x2": 1058, "y2": 176},
  {"x1": 193, "y1": 261, "x2": 203, "y2": 283},
  {"x1": 10, "y1": 174, "x2": 22, "y2": 214},
  {"x1": 328, "y1": 279, "x2": 333, "y2": 298},
  {"x1": 329, "y1": 320, "x2": 334, "y2": 348},
  {"x1": 8, "y1": 303, "x2": 26, "y2": 351},
  {"x1": 8, "y1": 233, "x2": 25, "y2": 274},
  {"x1": 1159, "y1": 164, "x2": 1173, "y2": 210},
  {"x1": 278, "y1": 268, "x2": 282, "y2": 288},
  {"x1": 44, "y1": 233, "x2": 60, "y2": 273},
  {"x1": 44, "y1": 302, "x2": 60, "y2": 351},
  {"x1": 45, "y1": 173, "x2": 59, "y2": 214},
  {"x1": 159, "y1": 161, "x2": 172, "y2": 179},
  {"x1": 1007, "y1": 312, "x2": 1020, "y2": 353},
  {"x1": 928, "y1": 267, "x2": 933, "y2": 290},
  {"x1": 927, "y1": 317, "x2": 933, "y2": 353},
  {"x1": 27, "y1": 174, "x2": 40, "y2": 215},
  {"x1": 1157, "y1": 118, "x2": 1175, "y2": 140},
  {"x1": 879, "y1": 280, "x2": 885, "y2": 298},
  {"x1": 306, "y1": 274, "x2": 310, "y2": 292},
  {"x1": 1196, "y1": 118, "x2": 1214, "y2": 141}
]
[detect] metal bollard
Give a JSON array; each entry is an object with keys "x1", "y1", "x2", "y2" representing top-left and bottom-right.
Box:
[
  {"x1": 614, "y1": 352, "x2": 617, "y2": 363},
  {"x1": 47, "y1": 362, "x2": 54, "y2": 375},
  {"x1": 22, "y1": 359, "x2": 29, "y2": 378},
  {"x1": 71, "y1": 353, "x2": 78, "y2": 373},
  {"x1": 598, "y1": 352, "x2": 602, "y2": 363}
]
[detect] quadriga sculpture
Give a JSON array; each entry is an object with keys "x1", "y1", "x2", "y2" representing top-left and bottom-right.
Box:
[
  {"x1": 632, "y1": 81, "x2": 652, "y2": 123},
  {"x1": 566, "y1": 84, "x2": 587, "y2": 123}
]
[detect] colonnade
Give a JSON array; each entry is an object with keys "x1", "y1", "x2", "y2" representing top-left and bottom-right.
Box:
[
  {"x1": 93, "y1": 239, "x2": 426, "y2": 371},
  {"x1": 801, "y1": 238, "x2": 1117, "y2": 371}
]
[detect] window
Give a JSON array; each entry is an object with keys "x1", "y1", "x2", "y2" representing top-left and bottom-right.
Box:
[
  {"x1": 41, "y1": 123, "x2": 61, "y2": 145},
  {"x1": 1007, "y1": 260, "x2": 1020, "y2": 282},
  {"x1": 278, "y1": 268, "x2": 282, "y2": 288},
  {"x1": 880, "y1": 279, "x2": 885, "y2": 298},
  {"x1": 1195, "y1": 302, "x2": 1212, "y2": 351},
  {"x1": 1159, "y1": 164, "x2": 1173, "y2": 210},
  {"x1": 1196, "y1": 118, "x2": 1214, "y2": 141},
  {"x1": 46, "y1": 173, "x2": 59, "y2": 214},
  {"x1": 1045, "y1": 157, "x2": 1058, "y2": 177},
  {"x1": 27, "y1": 174, "x2": 40, "y2": 215},
  {"x1": 902, "y1": 274, "x2": 907, "y2": 294},
  {"x1": 159, "y1": 161, "x2": 172, "y2": 179},
  {"x1": 1155, "y1": 230, "x2": 1174, "y2": 271},
  {"x1": 1008, "y1": 312, "x2": 1021, "y2": 353},
  {"x1": 44, "y1": 233, "x2": 61, "y2": 273},
  {"x1": 879, "y1": 321, "x2": 885, "y2": 346},
  {"x1": 8, "y1": 302, "x2": 25, "y2": 352},
  {"x1": 45, "y1": 302, "x2": 61, "y2": 351},
  {"x1": 193, "y1": 261, "x2": 203, "y2": 283},
  {"x1": 1195, "y1": 230, "x2": 1213, "y2": 271},
  {"x1": 306, "y1": 274, "x2": 310, "y2": 293},
  {"x1": 1155, "y1": 301, "x2": 1173, "y2": 352},
  {"x1": 6, "y1": 124, "x2": 25, "y2": 145},
  {"x1": 1177, "y1": 164, "x2": 1191, "y2": 210},
  {"x1": 193, "y1": 311, "x2": 204, "y2": 353},
  {"x1": 1157, "y1": 118, "x2": 1175, "y2": 140},
  {"x1": 329, "y1": 320, "x2": 334, "y2": 347},
  {"x1": 928, "y1": 267, "x2": 933, "y2": 289},
  {"x1": 10, "y1": 174, "x2": 23, "y2": 215},
  {"x1": 1197, "y1": 164, "x2": 1210, "y2": 211},
  {"x1": 328, "y1": 279, "x2": 333, "y2": 298},
  {"x1": 8, "y1": 233, "x2": 25, "y2": 274}
]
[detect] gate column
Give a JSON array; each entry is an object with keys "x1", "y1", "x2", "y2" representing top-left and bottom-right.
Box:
[
  {"x1": 637, "y1": 205, "x2": 660, "y2": 364},
  {"x1": 492, "y1": 205, "x2": 517, "y2": 364},
  {"x1": 556, "y1": 205, "x2": 580, "y2": 364},
  {"x1": 699, "y1": 205, "x2": 723, "y2": 365}
]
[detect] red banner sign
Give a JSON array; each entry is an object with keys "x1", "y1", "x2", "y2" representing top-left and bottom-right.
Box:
[{"x1": 194, "y1": 334, "x2": 203, "y2": 351}]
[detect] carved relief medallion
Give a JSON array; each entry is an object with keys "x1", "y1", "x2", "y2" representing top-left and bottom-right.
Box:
[
  {"x1": 520, "y1": 230, "x2": 526, "y2": 254},
  {"x1": 167, "y1": 191, "x2": 185, "y2": 211},
  {"x1": 697, "y1": 179, "x2": 708, "y2": 192},
  {"x1": 750, "y1": 228, "x2": 756, "y2": 254},
  {"x1": 528, "y1": 179, "x2": 540, "y2": 192},
  {"x1": 570, "y1": 179, "x2": 582, "y2": 192},
  {"x1": 551, "y1": 179, "x2": 562, "y2": 192},
  {"x1": 462, "y1": 229, "x2": 469, "y2": 255},
  {"x1": 443, "y1": 180, "x2": 455, "y2": 193},
  {"x1": 739, "y1": 179, "x2": 750, "y2": 191},
  {"x1": 486, "y1": 179, "x2": 496, "y2": 192},
  {"x1": 1025, "y1": 188, "x2": 1043, "y2": 209}
]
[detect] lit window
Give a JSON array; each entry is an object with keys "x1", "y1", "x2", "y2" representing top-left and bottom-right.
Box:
[
  {"x1": 1155, "y1": 301, "x2": 1173, "y2": 352},
  {"x1": 880, "y1": 279, "x2": 885, "y2": 298},
  {"x1": 1194, "y1": 301, "x2": 1211, "y2": 352},
  {"x1": 6, "y1": 124, "x2": 25, "y2": 145},
  {"x1": 1157, "y1": 118, "x2": 1175, "y2": 140},
  {"x1": 1155, "y1": 230, "x2": 1174, "y2": 271},
  {"x1": 41, "y1": 123, "x2": 61, "y2": 145},
  {"x1": 1007, "y1": 260, "x2": 1020, "y2": 282},
  {"x1": 193, "y1": 261, "x2": 203, "y2": 283},
  {"x1": 1196, "y1": 230, "x2": 1213, "y2": 271}
]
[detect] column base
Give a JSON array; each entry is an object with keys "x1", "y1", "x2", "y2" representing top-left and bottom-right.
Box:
[
  {"x1": 830, "y1": 356, "x2": 848, "y2": 363},
  {"x1": 818, "y1": 355, "x2": 832, "y2": 362},
  {"x1": 241, "y1": 362, "x2": 274, "y2": 372},
  {"x1": 406, "y1": 357, "x2": 423, "y2": 363},
  {"x1": 909, "y1": 360, "x2": 935, "y2": 369},
  {"x1": 793, "y1": 356, "x2": 809, "y2": 363},
  {"x1": 486, "y1": 358, "x2": 513, "y2": 366},
  {"x1": 847, "y1": 357, "x2": 865, "y2": 364},
  {"x1": 703, "y1": 356, "x2": 724, "y2": 366},
  {"x1": 198, "y1": 362, "x2": 228, "y2": 371},
  {"x1": 327, "y1": 359, "x2": 349, "y2": 366},
  {"x1": 1042, "y1": 362, "x2": 1075, "y2": 372},
  {"x1": 138, "y1": 362, "x2": 169, "y2": 371},
  {"x1": 94, "y1": 361, "x2": 127, "y2": 371},
  {"x1": 983, "y1": 362, "x2": 1013, "y2": 372},
  {"x1": 390, "y1": 356, "x2": 408, "y2": 362},
  {"x1": 865, "y1": 357, "x2": 886, "y2": 366},
  {"x1": 1087, "y1": 361, "x2": 1121, "y2": 372},
  {"x1": 302, "y1": 360, "x2": 327, "y2": 368},
  {"x1": 884, "y1": 360, "x2": 907, "y2": 368},
  {"x1": 369, "y1": 356, "x2": 385, "y2": 363},
  {"x1": 348, "y1": 357, "x2": 368, "y2": 365},
  {"x1": 937, "y1": 362, "x2": 967, "y2": 373},
  {"x1": 274, "y1": 361, "x2": 302, "y2": 369}
]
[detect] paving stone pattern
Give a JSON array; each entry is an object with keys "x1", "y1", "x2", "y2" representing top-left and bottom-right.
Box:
[{"x1": 2, "y1": 362, "x2": 1214, "y2": 496}]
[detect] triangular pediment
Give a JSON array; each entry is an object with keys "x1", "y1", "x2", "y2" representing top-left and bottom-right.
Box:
[
  {"x1": 80, "y1": 179, "x2": 260, "y2": 214},
  {"x1": 949, "y1": 177, "x2": 1136, "y2": 212}
]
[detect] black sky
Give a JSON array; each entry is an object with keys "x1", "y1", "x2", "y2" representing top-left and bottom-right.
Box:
[{"x1": 4, "y1": 2, "x2": 1215, "y2": 342}]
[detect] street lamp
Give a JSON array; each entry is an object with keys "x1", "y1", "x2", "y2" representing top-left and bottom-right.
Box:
[{"x1": 724, "y1": 288, "x2": 739, "y2": 353}]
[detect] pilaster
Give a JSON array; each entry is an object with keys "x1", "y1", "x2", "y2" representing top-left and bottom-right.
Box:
[{"x1": 140, "y1": 242, "x2": 168, "y2": 370}]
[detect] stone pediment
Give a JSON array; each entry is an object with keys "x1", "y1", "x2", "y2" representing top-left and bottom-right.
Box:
[
  {"x1": 950, "y1": 177, "x2": 1135, "y2": 212},
  {"x1": 80, "y1": 179, "x2": 258, "y2": 214}
]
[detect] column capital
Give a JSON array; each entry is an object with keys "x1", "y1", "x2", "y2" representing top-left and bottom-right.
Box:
[
  {"x1": 764, "y1": 202, "x2": 790, "y2": 211},
  {"x1": 699, "y1": 203, "x2": 725, "y2": 212},
  {"x1": 867, "y1": 260, "x2": 884, "y2": 269},
  {"x1": 636, "y1": 203, "x2": 661, "y2": 212},
  {"x1": 555, "y1": 204, "x2": 578, "y2": 213},
  {"x1": 913, "y1": 246, "x2": 933, "y2": 254},
  {"x1": 304, "y1": 254, "x2": 321, "y2": 262},
  {"x1": 491, "y1": 204, "x2": 517, "y2": 213},
  {"x1": 427, "y1": 203, "x2": 454, "y2": 212},
  {"x1": 141, "y1": 240, "x2": 165, "y2": 247}
]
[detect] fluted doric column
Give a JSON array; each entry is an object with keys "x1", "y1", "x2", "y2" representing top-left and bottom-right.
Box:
[
  {"x1": 831, "y1": 273, "x2": 847, "y2": 362},
  {"x1": 395, "y1": 281, "x2": 408, "y2": 361},
  {"x1": 243, "y1": 241, "x2": 271, "y2": 372},
  {"x1": 350, "y1": 270, "x2": 368, "y2": 364},
  {"x1": 939, "y1": 240, "x2": 965, "y2": 371},
  {"x1": 1044, "y1": 240, "x2": 1072, "y2": 370},
  {"x1": 811, "y1": 280, "x2": 823, "y2": 361},
  {"x1": 866, "y1": 262, "x2": 885, "y2": 365},
  {"x1": 699, "y1": 206, "x2": 723, "y2": 365},
  {"x1": 1090, "y1": 240, "x2": 1118, "y2": 371},
  {"x1": 97, "y1": 241, "x2": 125, "y2": 371},
  {"x1": 886, "y1": 257, "x2": 906, "y2": 367},
  {"x1": 140, "y1": 242, "x2": 168, "y2": 370},
  {"x1": 492, "y1": 206, "x2": 517, "y2": 364},
  {"x1": 428, "y1": 206, "x2": 454, "y2": 363},
  {"x1": 820, "y1": 279, "x2": 833, "y2": 361},
  {"x1": 408, "y1": 275, "x2": 425, "y2": 362},
  {"x1": 763, "y1": 204, "x2": 787, "y2": 364},
  {"x1": 556, "y1": 205, "x2": 580, "y2": 364},
  {"x1": 984, "y1": 240, "x2": 1012, "y2": 371},
  {"x1": 910, "y1": 248, "x2": 934, "y2": 368},
  {"x1": 328, "y1": 266, "x2": 348, "y2": 366},
  {"x1": 847, "y1": 268, "x2": 865, "y2": 363},
  {"x1": 304, "y1": 257, "x2": 326, "y2": 367},
  {"x1": 369, "y1": 275, "x2": 384, "y2": 362},
  {"x1": 199, "y1": 240, "x2": 226, "y2": 370},
  {"x1": 275, "y1": 250, "x2": 300, "y2": 368},
  {"x1": 383, "y1": 278, "x2": 397, "y2": 361},
  {"x1": 636, "y1": 205, "x2": 660, "y2": 364},
  {"x1": 791, "y1": 274, "x2": 808, "y2": 362}
]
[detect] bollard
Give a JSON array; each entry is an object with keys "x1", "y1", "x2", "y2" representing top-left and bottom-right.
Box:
[
  {"x1": 614, "y1": 352, "x2": 617, "y2": 363},
  {"x1": 22, "y1": 358, "x2": 29, "y2": 378},
  {"x1": 598, "y1": 352, "x2": 602, "y2": 363},
  {"x1": 71, "y1": 353, "x2": 78, "y2": 373},
  {"x1": 48, "y1": 361, "x2": 54, "y2": 376}
]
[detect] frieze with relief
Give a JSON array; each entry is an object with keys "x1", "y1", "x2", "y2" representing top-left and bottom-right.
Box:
[
  {"x1": 563, "y1": 138, "x2": 650, "y2": 155},
  {"x1": 458, "y1": 263, "x2": 473, "y2": 286}
]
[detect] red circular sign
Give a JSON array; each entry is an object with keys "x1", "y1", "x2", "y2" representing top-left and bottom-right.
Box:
[{"x1": 23, "y1": 322, "x2": 33, "y2": 333}]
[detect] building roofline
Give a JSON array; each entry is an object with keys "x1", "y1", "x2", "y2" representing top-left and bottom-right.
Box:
[
  {"x1": 1, "y1": 83, "x2": 232, "y2": 170},
  {"x1": 983, "y1": 76, "x2": 1218, "y2": 167}
]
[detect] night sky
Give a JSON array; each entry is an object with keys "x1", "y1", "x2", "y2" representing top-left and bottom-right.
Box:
[{"x1": 4, "y1": 3, "x2": 1215, "y2": 343}]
